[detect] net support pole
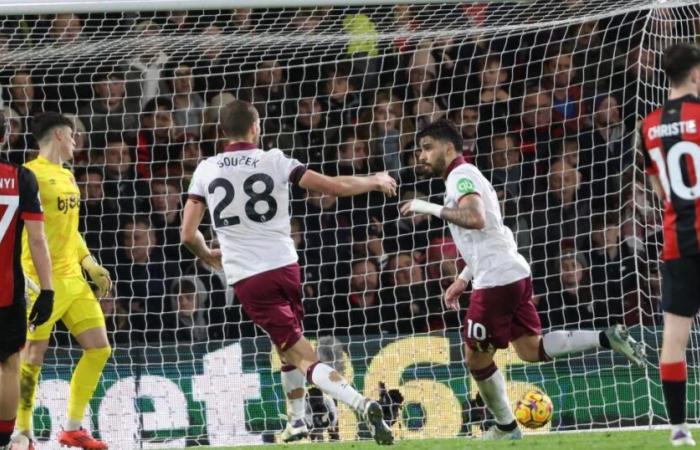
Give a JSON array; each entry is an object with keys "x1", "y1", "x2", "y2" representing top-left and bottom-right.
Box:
[{"x1": 0, "y1": 0, "x2": 472, "y2": 15}]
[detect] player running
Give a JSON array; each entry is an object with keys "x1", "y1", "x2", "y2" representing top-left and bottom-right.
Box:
[
  {"x1": 0, "y1": 111, "x2": 54, "y2": 450},
  {"x1": 18, "y1": 112, "x2": 112, "y2": 450},
  {"x1": 400, "y1": 119, "x2": 645, "y2": 440},
  {"x1": 641, "y1": 43, "x2": 700, "y2": 447},
  {"x1": 181, "y1": 100, "x2": 397, "y2": 445}
]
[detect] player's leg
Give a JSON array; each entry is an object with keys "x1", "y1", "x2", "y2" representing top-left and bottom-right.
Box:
[
  {"x1": 277, "y1": 348, "x2": 308, "y2": 443},
  {"x1": 463, "y1": 283, "x2": 521, "y2": 440},
  {"x1": 281, "y1": 338, "x2": 393, "y2": 445},
  {"x1": 660, "y1": 313, "x2": 694, "y2": 446},
  {"x1": 17, "y1": 340, "x2": 49, "y2": 441},
  {"x1": 658, "y1": 256, "x2": 698, "y2": 446},
  {"x1": 465, "y1": 346, "x2": 520, "y2": 440},
  {"x1": 0, "y1": 353, "x2": 20, "y2": 448},
  {"x1": 57, "y1": 279, "x2": 110, "y2": 449}
]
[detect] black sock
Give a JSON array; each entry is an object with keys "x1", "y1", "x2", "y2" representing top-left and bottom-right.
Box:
[
  {"x1": 661, "y1": 361, "x2": 687, "y2": 425},
  {"x1": 663, "y1": 381, "x2": 687, "y2": 425},
  {"x1": 599, "y1": 331, "x2": 611, "y2": 349},
  {"x1": 496, "y1": 420, "x2": 518, "y2": 432},
  {"x1": 0, "y1": 432, "x2": 10, "y2": 446}
]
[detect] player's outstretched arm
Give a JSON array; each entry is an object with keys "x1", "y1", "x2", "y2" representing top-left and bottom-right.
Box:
[
  {"x1": 25, "y1": 219, "x2": 54, "y2": 327},
  {"x1": 400, "y1": 194, "x2": 485, "y2": 230},
  {"x1": 181, "y1": 198, "x2": 222, "y2": 270},
  {"x1": 298, "y1": 170, "x2": 397, "y2": 198}
]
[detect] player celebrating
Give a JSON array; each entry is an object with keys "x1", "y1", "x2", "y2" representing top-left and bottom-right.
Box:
[
  {"x1": 400, "y1": 119, "x2": 644, "y2": 440},
  {"x1": 641, "y1": 43, "x2": 700, "y2": 447},
  {"x1": 181, "y1": 100, "x2": 397, "y2": 445},
  {"x1": 0, "y1": 110, "x2": 54, "y2": 450},
  {"x1": 18, "y1": 112, "x2": 112, "y2": 450}
]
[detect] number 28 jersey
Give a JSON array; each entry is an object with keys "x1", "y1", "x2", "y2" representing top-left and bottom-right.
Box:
[
  {"x1": 641, "y1": 94, "x2": 700, "y2": 261},
  {"x1": 188, "y1": 143, "x2": 306, "y2": 284}
]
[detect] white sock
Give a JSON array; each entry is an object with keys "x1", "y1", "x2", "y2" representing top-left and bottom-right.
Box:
[
  {"x1": 64, "y1": 419, "x2": 82, "y2": 431},
  {"x1": 542, "y1": 330, "x2": 601, "y2": 359},
  {"x1": 308, "y1": 362, "x2": 364, "y2": 411},
  {"x1": 475, "y1": 368, "x2": 515, "y2": 426},
  {"x1": 281, "y1": 366, "x2": 306, "y2": 421}
]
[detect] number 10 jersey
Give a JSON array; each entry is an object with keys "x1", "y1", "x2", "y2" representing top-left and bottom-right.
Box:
[
  {"x1": 187, "y1": 143, "x2": 306, "y2": 284},
  {"x1": 641, "y1": 94, "x2": 700, "y2": 261}
]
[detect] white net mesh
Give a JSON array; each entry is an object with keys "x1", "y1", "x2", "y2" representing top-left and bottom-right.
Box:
[{"x1": 1, "y1": 1, "x2": 697, "y2": 448}]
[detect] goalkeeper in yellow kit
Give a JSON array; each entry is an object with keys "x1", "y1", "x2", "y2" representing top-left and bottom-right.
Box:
[{"x1": 19, "y1": 112, "x2": 112, "y2": 450}]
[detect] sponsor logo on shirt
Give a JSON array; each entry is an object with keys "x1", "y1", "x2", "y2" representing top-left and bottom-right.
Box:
[{"x1": 457, "y1": 178, "x2": 475, "y2": 194}]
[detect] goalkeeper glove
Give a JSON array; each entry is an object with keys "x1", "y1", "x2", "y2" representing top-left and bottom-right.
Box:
[
  {"x1": 29, "y1": 289, "x2": 54, "y2": 329},
  {"x1": 81, "y1": 255, "x2": 112, "y2": 297}
]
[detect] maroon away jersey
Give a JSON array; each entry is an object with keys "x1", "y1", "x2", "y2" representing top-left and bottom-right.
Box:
[
  {"x1": 0, "y1": 160, "x2": 43, "y2": 308},
  {"x1": 641, "y1": 94, "x2": 700, "y2": 261}
]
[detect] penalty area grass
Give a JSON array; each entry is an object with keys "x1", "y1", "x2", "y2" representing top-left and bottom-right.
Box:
[{"x1": 162, "y1": 429, "x2": 673, "y2": 450}]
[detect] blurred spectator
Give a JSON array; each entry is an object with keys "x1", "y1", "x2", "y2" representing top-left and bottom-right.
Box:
[
  {"x1": 381, "y1": 252, "x2": 434, "y2": 333},
  {"x1": 125, "y1": 42, "x2": 170, "y2": 109},
  {"x1": 100, "y1": 292, "x2": 144, "y2": 345},
  {"x1": 99, "y1": 133, "x2": 148, "y2": 213},
  {"x1": 201, "y1": 92, "x2": 236, "y2": 156},
  {"x1": 75, "y1": 167, "x2": 119, "y2": 262},
  {"x1": 6, "y1": 69, "x2": 38, "y2": 151},
  {"x1": 530, "y1": 158, "x2": 590, "y2": 293},
  {"x1": 322, "y1": 63, "x2": 361, "y2": 131},
  {"x1": 541, "y1": 50, "x2": 590, "y2": 134},
  {"x1": 281, "y1": 95, "x2": 338, "y2": 169},
  {"x1": 79, "y1": 69, "x2": 135, "y2": 147},
  {"x1": 540, "y1": 249, "x2": 596, "y2": 330},
  {"x1": 329, "y1": 258, "x2": 388, "y2": 336},
  {"x1": 149, "y1": 178, "x2": 184, "y2": 262},
  {"x1": 448, "y1": 106, "x2": 479, "y2": 161},
  {"x1": 515, "y1": 86, "x2": 562, "y2": 160},
  {"x1": 363, "y1": 91, "x2": 401, "y2": 173},
  {"x1": 335, "y1": 130, "x2": 370, "y2": 176},
  {"x1": 112, "y1": 215, "x2": 180, "y2": 336},
  {"x1": 587, "y1": 214, "x2": 634, "y2": 315},
  {"x1": 587, "y1": 94, "x2": 633, "y2": 202},
  {"x1": 161, "y1": 277, "x2": 209, "y2": 343},
  {"x1": 136, "y1": 96, "x2": 177, "y2": 178},
  {"x1": 165, "y1": 61, "x2": 204, "y2": 136},
  {"x1": 241, "y1": 58, "x2": 287, "y2": 147},
  {"x1": 63, "y1": 113, "x2": 89, "y2": 165},
  {"x1": 2, "y1": 108, "x2": 32, "y2": 164},
  {"x1": 477, "y1": 55, "x2": 511, "y2": 122},
  {"x1": 483, "y1": 132, "x2": 522, "y2": 199},
  {"x1": 49, "y1": 13, "x2": 82, "y2": 44}
]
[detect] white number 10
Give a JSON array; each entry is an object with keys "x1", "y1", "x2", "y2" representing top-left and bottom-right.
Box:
[
  {"x1": 649, "y1": 142, "x2": 700, "y2": 200},
  {"x1": 0, "y1": 195, "x2": 19, "y2": 242}
]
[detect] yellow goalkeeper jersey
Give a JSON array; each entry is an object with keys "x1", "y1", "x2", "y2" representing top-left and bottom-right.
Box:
[{"x1": 21, "y1": 156, "x2": 90, "y2": 279}]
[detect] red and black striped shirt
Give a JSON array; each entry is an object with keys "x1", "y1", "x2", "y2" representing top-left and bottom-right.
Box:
[
  {"x1": 641, "y1": 94, "x2": 700, "y2": 261},
  {"x1": 0, "y1": 159, "x2": 43, "y2": 308}
]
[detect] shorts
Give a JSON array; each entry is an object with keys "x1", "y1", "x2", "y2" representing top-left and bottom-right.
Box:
[
  {"x1": 0, "y1": 302, "x2": 27, "y2": 362},
  {"x1": 234, "y1": 263, "x2": 303, "y2": 351},
  {"x1": 662, "y1": 256, "x2": 700, "y2": 317},
  {"x1": 26, "y1": 275, "x2": 105, "y2": 341},
  {"x1": 464, "y1": 277, "x2": 541, "y2": 352}
]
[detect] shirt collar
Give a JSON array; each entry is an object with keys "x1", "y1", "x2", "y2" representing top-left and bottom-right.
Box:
[
  {"x1": 443, "y1": 155, "x2": 466, "y2": 179},
  {"x1": 223, "y1": 142, "x2": 258, "y2": 152}
]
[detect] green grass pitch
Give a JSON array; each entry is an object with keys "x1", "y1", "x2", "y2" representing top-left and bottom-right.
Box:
[{"x1": 159, "y1": 430, "x2": 675, "y2": 450}]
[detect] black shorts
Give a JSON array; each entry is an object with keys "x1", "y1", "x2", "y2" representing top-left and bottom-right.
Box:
[
  {"x1": 0, "y1": 303, "x2": 27, "y2": 362},
  {"x1": 662, "y1": 256, "x2": 700, "y2": 317}
]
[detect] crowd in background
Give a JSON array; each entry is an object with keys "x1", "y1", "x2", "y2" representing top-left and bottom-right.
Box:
[{"x1": 0, "y1": 4, "x2": 681, "y2": 346}]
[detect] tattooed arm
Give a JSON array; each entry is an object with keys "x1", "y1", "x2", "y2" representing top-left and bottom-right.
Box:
[{"x1": 400, "y1": 194, "x2": 485, "y2": 230}]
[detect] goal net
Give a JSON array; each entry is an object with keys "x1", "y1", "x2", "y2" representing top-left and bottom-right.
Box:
[{"x1": 0, "y1": 0, "x2": 694, "y2": 447}]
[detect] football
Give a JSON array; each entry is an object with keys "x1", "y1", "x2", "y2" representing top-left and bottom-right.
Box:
[{"x1": 514, "y1": 389, "x2": 553, "y2": 429}]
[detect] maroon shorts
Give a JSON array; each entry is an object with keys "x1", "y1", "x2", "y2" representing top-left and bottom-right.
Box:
[
  {"x1": 464, "y1": 277, "x2": 541, "y2": 351},
  {"x1": 234, "y1": 263, "x2": 303, "y2": 351}
]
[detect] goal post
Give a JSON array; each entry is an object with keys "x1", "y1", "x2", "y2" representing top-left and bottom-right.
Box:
[{"x1": 0, "y1": 1, "x2": 691, "y2": 447}]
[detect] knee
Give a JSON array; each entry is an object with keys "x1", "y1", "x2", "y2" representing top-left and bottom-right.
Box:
[
  {"x1": 22, "y1": 341, "x2": 48, "y2": 366},
  {"x1": 515, "y1": 346, "x2": 541, "y2": 363},
  {"x1": 465, "y1": 348, "x2": 494, "y2": 372},
  {"x1": 86, "y1": 346, "x2": 111, "y2": 364}
]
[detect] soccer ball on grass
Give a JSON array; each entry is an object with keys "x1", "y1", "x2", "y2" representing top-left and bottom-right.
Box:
[{"x1": 514, "y1": 389, "x2": 553, "y2": 429}]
